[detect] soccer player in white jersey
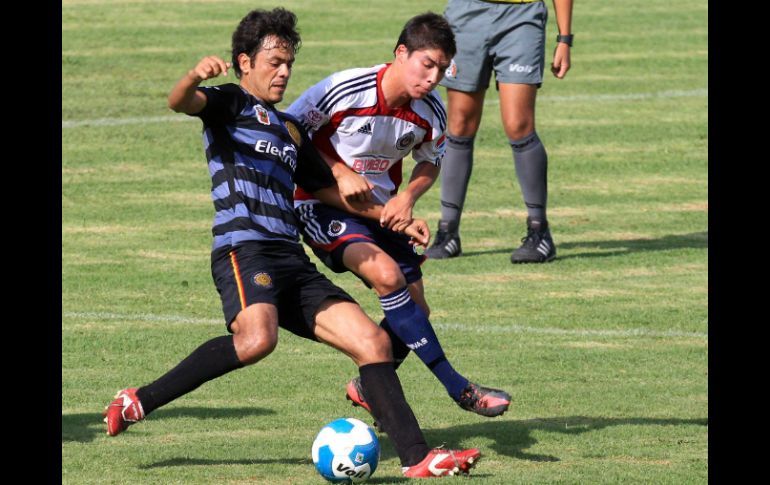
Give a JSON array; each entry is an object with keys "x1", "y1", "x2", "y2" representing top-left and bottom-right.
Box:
[{"x1": 288, "y1": 12, "x2": 511, "y2": 419}]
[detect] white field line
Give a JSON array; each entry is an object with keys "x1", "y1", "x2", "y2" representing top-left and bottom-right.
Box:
[
  {"x1": 61, "y1": 89, "x2": 707, "y2": 129},
  {"x1": 486, "y1": 88, "x2": 708, "y2": 105},
  {"x1": 62, "y1": 311, "x2": 707, "y2": 340},
  {"x1": 61, "y1": 114, "x2": 195, "y2": 128}
]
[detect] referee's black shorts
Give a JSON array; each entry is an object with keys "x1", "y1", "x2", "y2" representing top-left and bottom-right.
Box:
[{"x1": 211, "y1": 240, "x2": 356, "y2": 340}]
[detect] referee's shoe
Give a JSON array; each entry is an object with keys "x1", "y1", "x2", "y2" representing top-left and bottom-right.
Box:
[
  {"x1": 424, "y1": 220, "x2": 462, "y2": 259},
  {"x1": 511, "y1": 217, "x2": 556, "y2": 263}
]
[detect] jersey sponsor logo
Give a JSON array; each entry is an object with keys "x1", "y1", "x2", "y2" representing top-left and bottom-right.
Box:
[
  {"x1": 303, "y1": 108, "x2": 328, "y2": 130},
  {"x1": 284, "y1": 120, "x2": 302, "y2": 147},
  {"x1": 255, "y1": 105, "x2": 271, "y2": 125},
  {"x1": 445, "y1": 59, "x2": 458, "y2": 79},
  {"x1": 351, "y1": 158, "x2": 390, "y2": 174},
  {"x1": 252, "y1": 272, "x2": 273, "y2": 288},
  {"x1": 254, "y1": 139, "x2": 297, "y2": 171},
  {"x1": 327, "y1": 220, "x2": 347, "y2": 237},
  {"x1": 406, "y1": 337, "x2": 429, "y2": 350},
  {"x1": 509, "y1": 63, "x2": 535, "y2": 73},
  {"x1": 396, "y1": 131, "x2": 416, "y2": 151}
]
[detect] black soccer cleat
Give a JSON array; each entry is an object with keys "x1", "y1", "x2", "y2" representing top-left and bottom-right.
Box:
[
  {"x1": 456, "y1": 382, "x2": 511, "y2": 417},
  {"x1": 424, "y1": 221, "x2": 462, "y2": 259},
  {"x1": 510, "y1": 217, "x2": 556, "y2": 263}
]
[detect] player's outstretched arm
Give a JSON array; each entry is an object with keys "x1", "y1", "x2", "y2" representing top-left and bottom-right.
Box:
[
  {"x1": 168, "y1": 56, "x2": 231, "y2": 114},
  {"x1": 316, "y1": 148, "x2": 374, "y2": 203},
  {"x1": 313, "y1": 186, "x2": 381, "y2": 221},
  {"x1": 313, "y1": 187, "x2": 430, "y2": 246}
]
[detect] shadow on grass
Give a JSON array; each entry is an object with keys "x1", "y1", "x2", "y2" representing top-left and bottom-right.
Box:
[
  {"x1": 140, "y1": 457, "x2": 412, "y2": 483},
  {"x1": 139, "y1": 416, "x2": 703, "y2": 476},
  {"x1": 375, "y1": 415, "x2": 708, "y2": 463},
  {"x1": 459, "y1": 231, "x2": 708, "y2": 260},
  {"x1": 61, "y1": 406, "x2": 275, "y2": 443},
  {"x1": 430, "y1": 415, "x2": 707, "y2": 462}
]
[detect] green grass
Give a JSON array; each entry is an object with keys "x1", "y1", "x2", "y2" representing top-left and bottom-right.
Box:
[{"x1": 62, "y1": 0, "x2": 708, "y2": 483}]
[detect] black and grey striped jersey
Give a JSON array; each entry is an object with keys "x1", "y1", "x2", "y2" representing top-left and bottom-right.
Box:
[{"x1": 193, "y1": 83, "x2": 335, "y2": 250}]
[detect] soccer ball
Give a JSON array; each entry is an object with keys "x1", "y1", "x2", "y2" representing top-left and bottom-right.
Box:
[{"x1": 311, "y1": 417, "x2": 380, "y2": 483}]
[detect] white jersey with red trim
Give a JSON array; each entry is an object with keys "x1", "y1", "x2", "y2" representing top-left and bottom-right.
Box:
[{"x1": 287, "y1": 63, "x2": 447, "y2": 205}]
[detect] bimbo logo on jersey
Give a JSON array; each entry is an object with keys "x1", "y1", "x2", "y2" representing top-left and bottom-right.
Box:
[
  {"x1": 254, "y1": 139, "x2": 297, "y2": 171},
  {"x1": 351, "y1": 158, "x2": 390, "y2": 174}
]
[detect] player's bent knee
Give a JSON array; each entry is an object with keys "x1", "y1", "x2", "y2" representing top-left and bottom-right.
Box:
[
  {"x1": 233, "y1": 333, "x2": 277, "y2": 365},
  {"x1": 352, "y1": 326, "x2": 393, "y2": 364},
  {"x1": 370, "y1": 268, "x2": 406, "y2": 294}
]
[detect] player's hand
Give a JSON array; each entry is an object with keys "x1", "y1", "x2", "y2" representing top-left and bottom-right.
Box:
[
  {"x1": 380, "y1": 192, "x2": 414, "y2": 233},
  {"x1": 190, "y1": 56, "x2": 231, "y2": 82},
  {"x1": 404, "y1": 218, "x2": 430, "y2": 248},
  {"x1": 338, "y1": 170, "x2": 374, "y2": 203},
  {"x1": 551, "y1": 43, "x2": 571, "y2": 79}
]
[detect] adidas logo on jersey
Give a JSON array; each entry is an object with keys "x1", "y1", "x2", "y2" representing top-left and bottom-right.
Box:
[{"x1": 357, "y1": 123, "x2": 373, "y2": 135}]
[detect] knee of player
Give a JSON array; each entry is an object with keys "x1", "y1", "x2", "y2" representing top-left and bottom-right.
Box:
[
  {"x1": 370, "y1": 268, "x2": 407, "y2": 295},
  {"x1": 503, "y1": 119, "x2": 535, "y2": 141},
  {"x1": 234, "y1": 333, "x2": 278, "y2": 365},
  {"x1": 355, "y1": 326, "x2": 393, "y2": 363}
]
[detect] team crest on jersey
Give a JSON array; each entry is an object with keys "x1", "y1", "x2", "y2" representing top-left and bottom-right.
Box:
[
  {"x1": 303, "y1": 109, "x2": 328, "y2": 130},
  {"x1": 284, "y1": 120, "x2": 302, "y2": 147},
  {"x1": 445, "y1": 59, "x2": 458, "y2": 79},
  {"x1": 396, "y1": 131, "x2": 416, "y2": 151},
  {"x1": 252, "y1": 272, "x2": 273, "y2": 288},
  {"x1": 327, "y1": 220, "x2": 347, "y2": 237},
  {"x1": 255, "y1": 105, "x2": 271, "y2": 125}
]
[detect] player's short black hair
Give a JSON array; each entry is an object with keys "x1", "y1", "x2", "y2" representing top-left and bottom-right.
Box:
[
  {"x1": 394, "y1": 12, "x2": 456, "y2": 59},
  {"x1": 231, "y1": 7, "x2": 302, "y2": 78}
]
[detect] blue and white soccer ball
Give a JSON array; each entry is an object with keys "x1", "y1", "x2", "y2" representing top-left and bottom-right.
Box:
[{"x1": 312, "y1": 417, "x2": 380, "y2": 483}]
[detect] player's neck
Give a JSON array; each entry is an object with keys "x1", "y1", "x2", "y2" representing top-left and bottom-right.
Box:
[{"x1": 381, "y1": 64, "x2": 410, "y2": 109}]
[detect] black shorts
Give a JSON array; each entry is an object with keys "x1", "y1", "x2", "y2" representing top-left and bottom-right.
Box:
[{"x1": 211, "y1": 241, "x2": 356, "y2": 340}]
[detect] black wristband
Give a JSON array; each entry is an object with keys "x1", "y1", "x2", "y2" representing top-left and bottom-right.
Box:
[{"x1": 556, "y1": 34, "x2": 574, "y2": 47}]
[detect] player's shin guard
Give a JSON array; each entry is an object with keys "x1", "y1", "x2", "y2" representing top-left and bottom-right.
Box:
[
  {"x1": 136, "y1": 335, "x2": 243, "y2": 414},
  {"x1": 359, "y1": 362, "x2": 430, "y2": 467},
  {"x1": 380, "y1": 288, "x2": 468, "y2": 398},
  {"x1": 379, "y1": 318, "x2": 410, "y2": 370}
]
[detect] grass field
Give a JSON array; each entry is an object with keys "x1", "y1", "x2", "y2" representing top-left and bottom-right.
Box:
[{"x1": 62, "y1": 0, "x2": 708, "y2": 483}]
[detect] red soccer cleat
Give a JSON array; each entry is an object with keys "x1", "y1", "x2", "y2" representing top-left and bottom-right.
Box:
[
  {"x1": 345, "y1": 376, "x2": 372, "y2": 413},
  {"x1": 402, "y1": 447, "x2": 482, "y2": 477},
  {"x1": 103, "y1": 388, "x2": 145, "y2": 436}
]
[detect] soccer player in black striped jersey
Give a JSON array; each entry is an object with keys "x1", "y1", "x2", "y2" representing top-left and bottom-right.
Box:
[
  {"x1": 288, "y1": 13, "x2": 511, "y2": 420},
  {"x1": 102, "y1": 7, "x2": 482, "y2": 478}
]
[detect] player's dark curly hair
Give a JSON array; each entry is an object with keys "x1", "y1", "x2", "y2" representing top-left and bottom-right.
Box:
[
  {"x1": 231, "y1": 8, "x2": 302, "y2": 78},
  {"x1": 394, "y1": 12, "x2": 456, "y2": 59}
]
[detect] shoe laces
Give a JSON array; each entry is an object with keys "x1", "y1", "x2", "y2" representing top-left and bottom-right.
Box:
[
  {"x1": 459, "y1": 384, "x2": 484, "y2": 408},
  {"x1": 521, "y1": 226, "x2": 551, "y2": 248},
  {"x1": 432, "y1": 229, "x2": 450, "y2": 247}
]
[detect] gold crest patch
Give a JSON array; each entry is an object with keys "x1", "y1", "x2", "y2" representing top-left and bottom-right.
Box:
[
  {"x1": 252, "y1": 272, "x2": 273, "y2": 288},
  {"x1": 284, "y1": 121, "x2": 302, "y2": 147}
]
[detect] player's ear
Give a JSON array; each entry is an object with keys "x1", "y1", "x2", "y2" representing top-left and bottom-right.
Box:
[
  {"x1": 394, "y1": 44, "x2": 409, "y2": 63},
  {"x1": 238, "y1": 53, "x2": 252, "y2": 75}
]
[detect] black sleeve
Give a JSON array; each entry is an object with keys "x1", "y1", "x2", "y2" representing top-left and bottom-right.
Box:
[
  {"x1": 294, "y1": 124, "x2": 337, "y2": 193},
  {"x1": 193, "y1": 84, "x2": 246, "y2": 125}
]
